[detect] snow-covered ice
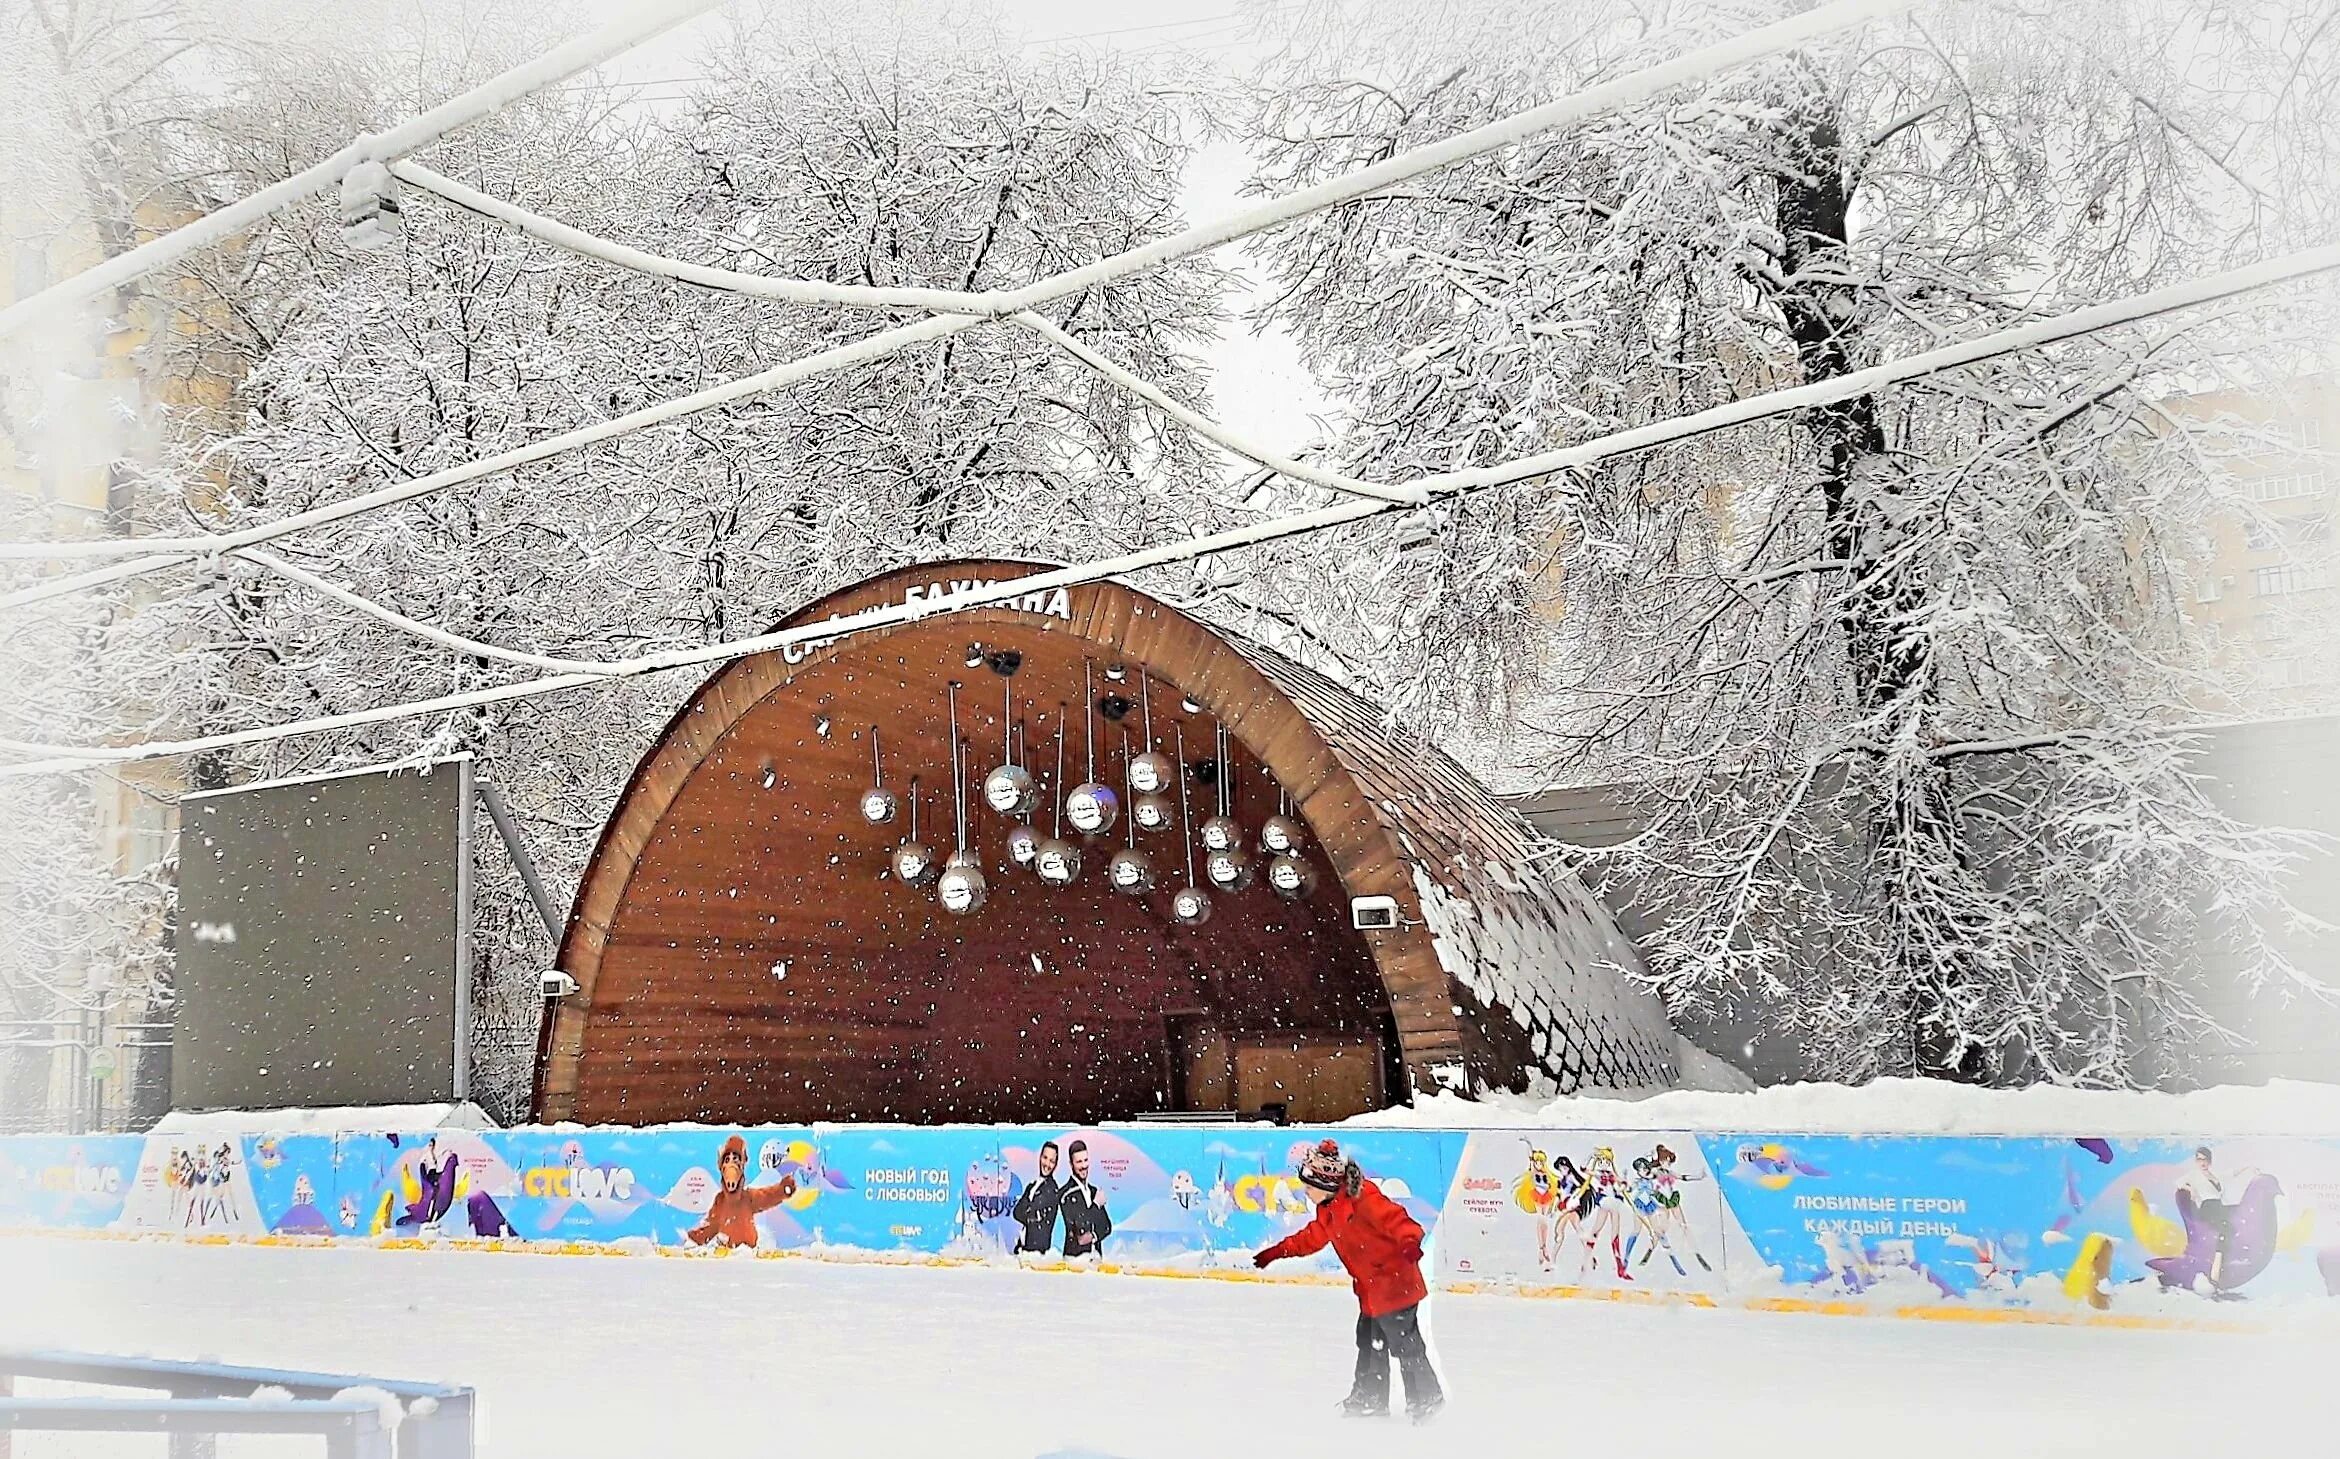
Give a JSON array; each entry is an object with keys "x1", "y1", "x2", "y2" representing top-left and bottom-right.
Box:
[{"x1": 0, "y1": 1235, "x2": 2328, "y2": 1457}]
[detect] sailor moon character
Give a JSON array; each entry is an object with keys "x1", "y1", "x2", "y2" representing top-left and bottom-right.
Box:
[
  {"x1": 1649, "y1": 1145, "x2": 1711, "y2": 1273},
  {"x1": 1516, "y1": 1149, "x2": 1561, "y2": 1270},
  {"x1": 1581, "y1": 1148, "x2": 1630, "y2": 1280},
  {"x1": 1624, "y1": 1157, "x2": 1669, "y2": 1270}
]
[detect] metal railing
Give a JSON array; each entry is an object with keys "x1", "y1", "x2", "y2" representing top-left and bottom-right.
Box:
[{"x1": 0, "y1": 1349, "x2": 474, "y2": 1459}]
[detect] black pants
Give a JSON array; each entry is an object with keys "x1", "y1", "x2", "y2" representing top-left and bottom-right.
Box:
[{"x1": 1350, "y1": 1304, "x2": 1441, "y2": 1410}]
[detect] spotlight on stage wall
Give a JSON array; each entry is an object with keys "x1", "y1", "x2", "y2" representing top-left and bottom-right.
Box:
[{"x1": 985, "y1": 649, "x2": 1023, "y2": 676}]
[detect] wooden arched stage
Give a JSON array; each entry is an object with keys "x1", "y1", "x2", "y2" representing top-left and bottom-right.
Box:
[{"x1": 534, "y1": 561, "x2": 1676, "y2": 1126}]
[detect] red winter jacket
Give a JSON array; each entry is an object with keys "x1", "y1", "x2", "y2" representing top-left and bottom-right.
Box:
[{"x1": 1257, "y1": 1178, "x2": 1429, "y2": 1317}]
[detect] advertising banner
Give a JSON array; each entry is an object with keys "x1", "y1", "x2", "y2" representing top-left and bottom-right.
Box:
[
  {"x1": 7, "y1": 1123, "x2": 2337, "y2": 1319},
  {"x1": 1438, "y1": 1131, "x2": 1751, "y2": 1295},
  {"x1": 1702, "y1": 1133, "x2": 2340, "y2": 1311}
]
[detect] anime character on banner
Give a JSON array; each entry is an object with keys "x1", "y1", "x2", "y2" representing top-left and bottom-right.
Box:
[
  {"x1": 1444, "y1": 1133, "x2": 1730, "y2": 1292},
  {"x1": 115, "y1": 1137, "x2": 266, "y2": 1235}
]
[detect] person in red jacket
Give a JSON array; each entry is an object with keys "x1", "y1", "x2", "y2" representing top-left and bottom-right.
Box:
[{"x1": 1253, "y1": 1138, "x2": 1444, "y2": 1421}]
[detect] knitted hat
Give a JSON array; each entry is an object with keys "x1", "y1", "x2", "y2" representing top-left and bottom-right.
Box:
[{"x1": 1297, "y1": 1138, "x2": 1347, "y2": 1192}]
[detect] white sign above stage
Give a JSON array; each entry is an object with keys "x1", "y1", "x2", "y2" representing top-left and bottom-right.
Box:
[{"x1": 780, "y1": 576, "x2": 1075, "y2": 664}]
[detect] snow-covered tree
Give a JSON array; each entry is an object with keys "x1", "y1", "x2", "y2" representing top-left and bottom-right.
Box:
[
  {"x1": 70, "y1": 0, "x2": 1228, "y2": 1116},
  {"x1": 1236, "y1": 0, "x2": 2340, "y2": 1083}
]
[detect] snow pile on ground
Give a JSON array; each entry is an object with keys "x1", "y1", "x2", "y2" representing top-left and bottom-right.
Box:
[
  {"x1": 152, "y1": 1102, "x2": 498, "y2": 1135},
  {"x1": 1348, "y1": 1076, "x2": 2340, "y2": 1135}
]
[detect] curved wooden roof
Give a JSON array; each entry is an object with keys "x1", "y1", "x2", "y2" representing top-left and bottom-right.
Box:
[{"x1": 535, "y1": 560, "x2": 1676, "y2": 1122}]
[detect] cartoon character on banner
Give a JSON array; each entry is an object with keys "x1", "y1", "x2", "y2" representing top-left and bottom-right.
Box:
[
  {"x1": 275, "y1": 1172, "x2": 334, "y2": 1236},
  {"x1": 2131, "y1": 1145, "x2": 2315, "y2": 1299},
  {"x1": 685, "y1": 1135, "x2": 799, "y2": 1249},
  {"x1": 170, "y1": 1143, "x2": 243, "y2": 1230},
  {"x1": 1580, "y1": 1147, "x2": 1632, "y2": 1281},
  {"x1": 1513, "y1": 1147, "x2": 1561, "y2": 1271},
  {"x1": 1644, "y1": 1144, "x2": 1712, "y2": 1275}
]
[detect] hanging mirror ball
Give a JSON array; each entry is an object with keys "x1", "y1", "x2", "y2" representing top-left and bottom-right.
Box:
[
  {"x1": 859, "y1": 786, "x2": 900, "y2": 826},
  {"x1": 1107, "y1": 848, "x2": 1154, "y2": 895},
  {"x1": 1205, "y1": 846, "x2": 1254, "y2": 892},
  {"x1": 1065, "y1": 782, "x2": 1120, "y2": 835},
  {"x1": 982, "y1": 764, "x2": 1037, "y2": 817},
  {"x1": 1131, "y1": 793, "x2": 1175, "y2": 832},
  {"x1": 893, "y1": 841, "x2": 939, "y2": 887},
  {"x1": 1265, "y1": 853, "x2": 1315, "y2": 901},
  {"x1": 1006, "y1": 824, "x2": 1043, "y2": 870},
  {"x1": 937, "y1": 861, "x2": 988, "y2": 915},
  {"x1": 1170, "y1": 885, "x2": 1214, "y2": 926},
  {"x1": 1200, "y1": 815, "x2": 1241, "y2": 853},
  {"x1": 1035, "y1": 838, "x2": 1082, "y2": 886},
  {"x1": 1259, "y1": 814, "x2": 1305, "y2": 855},
  {"x1": 1128, "y1": 750, "x2": 1174, "y2": 795}
]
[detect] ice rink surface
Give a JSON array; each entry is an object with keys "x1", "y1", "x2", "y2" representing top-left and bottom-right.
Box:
[{"x1": 0, "y1": 1235, "x2": 2329, "y2": 1458}]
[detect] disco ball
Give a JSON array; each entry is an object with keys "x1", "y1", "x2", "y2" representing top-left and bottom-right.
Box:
[
  {"x1": 893, "y1": 841, "x2": 939, "y2": 887},
  {"x1": 982, "y1": 764, "x2": 1037, "y2": 818},
  {"x1": 1107, "y1": 847, "x2": 1155, "y2": 895},
  {"x1": 1128, "y1": 750, "x2": 1174, "y2": 795},
  {"x1": 937, "y1": 861, "x2": 988, "y2": 915},
  {"x1": 1200, "y1": 815, "x2": 1241, "y2": 853},
  {"x1": 1169, "y1": 885, "x2": 1214, "y2": 926},
  {"x1": 1035, "y1": 838, "x2": 1083, "y2": 886},
  {"x1": 859, "y1": 786, "x2": 900, "y2": 826},
  {"x1": 1006, "y1": 824, "x2": 1043, "y2": 870},
  {"x1": 1066, "y1": 782, "x2": 1120, "y2": 835},
  {"x1": 1131, "y1": 793, "x2": 1175, "y2": 832},
  {"x1": 1265, "y1": 853, "x2": 1315, "y2": 901},
  {"x1": 1260, "y1": 814, "x2": 1306, "y2": 855},
  {"x1": 1205, "y1": 846, "x2": 1254, "y2": 892}
]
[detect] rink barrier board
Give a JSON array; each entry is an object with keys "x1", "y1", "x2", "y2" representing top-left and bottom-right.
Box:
[
  {"x1": 3, "y1": 1122, "x2": 2334, "y2": 1329},
  {"x1": 0, "y1": 1225, "x2": 2270, "y2": 1335}
]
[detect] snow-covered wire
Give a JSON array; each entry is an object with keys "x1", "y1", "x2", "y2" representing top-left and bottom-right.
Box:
[
  {"x1": 8, "y1": 240, "x2": 2334, "y2": 777},
  {"x1": 0, "y1": 312, "x2": 986, "y2": 605},
  {"x1": 233, "y1": 548, "x2": 627, "y2": 675},
  {"x1": 0, "y1": 0, "x2": 726, "y2": 342},
  {"x1": 393, "y1": 166, "x2": 1423, "y2": 502},
  {"x1": 0, "y1": 0, "x2": 1913, "y2": 581}
]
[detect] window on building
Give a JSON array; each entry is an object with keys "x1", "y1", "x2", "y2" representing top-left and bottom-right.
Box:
[
  {"x1": 2253, "y1": 564, "x2": 2330, "y2": 596},
  {"x1": 2246, "y1": 471, "x2": 2328, "y2": 503},
  {"x1": 2194, "y1": 576, "x2": 2224, "y2": 604}
]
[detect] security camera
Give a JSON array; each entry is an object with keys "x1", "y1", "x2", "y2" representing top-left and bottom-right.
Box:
[
  {"x1": 1350, "y1": 895, "x2": 1403, "y2": 931},
  {"x1": 339, "y1": 159, "x2": 404, "y2": 250},
  {"x1": 540, "y1": 970, "x2": 580, "y2": 999}
]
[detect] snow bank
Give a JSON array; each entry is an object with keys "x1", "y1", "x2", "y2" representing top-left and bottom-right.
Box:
[
  {"x1": 1345, "y1": 1076, "x2": 2340, "y2": 1135},
  {"x1": 152, "y1": 1102, "x2": 498, "y2": 1135}
]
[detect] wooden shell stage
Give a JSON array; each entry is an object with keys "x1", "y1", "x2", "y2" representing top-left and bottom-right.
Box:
[{"x1": 534, "y1": 561, "x2": 1679, "y2": 1126}]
